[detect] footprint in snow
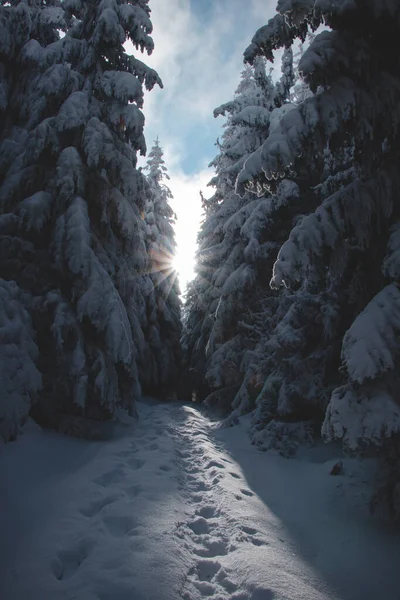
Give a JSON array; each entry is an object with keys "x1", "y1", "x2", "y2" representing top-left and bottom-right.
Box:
[
  {"x1": 191, "y1": 494, "x2": 204, "y2": 503},
  {"x1": 250, "y1": 538, "x2": 267, "y2": 547},
  {"x1": 94, "y1": 468, "x2": 126, "y2": 488},
  {"x1": 50, "y1": 537, "x2": 96, "y2": 580},
  {"x1": 212, "y1": 475, "x2": 223, "y2": 485},
  {"x1": 194, "y1": 559, "x2": 221, "y2": 581},
  {"x1": 241, "y1": 488, "x2": 254, "y2": 497},
  {"x1": 159, "y1": 463, "x2": 173, "y2": 472},
  {"x1": 216, "y1": 568, "x2": 239, "y2": 593},
  {"x1": 242, "y1": 526, "x2": 258, "y2": 535},
  {"x1": 192, "y1": 580, "x2": 215, "y2": 596},
  {"x1": 207, "y1": 469, "x2": 223, "y2": 479},
  {"x1": 102, "y1": 514, "x2": 137, "y2": 537},
  {"x1": 196, "y1": 505, "x2": 218, "y2": 519},
  {"x1": 188, "y1": 517, "x2": 209, "y2": 535},
  {"x1": 183, "y1": 560, "x2": 238, "y2": 599},
  {"x1": 127, "y1": 457, "x2": 146, "y2": 470},
  {"x1": 187, "y1": 465, "x2": 201, "y2": 474},
  {"x1": 230, "y1": 472, "x2": 241, "y2": 479},
  {"x1": 191, "y1": 481, "x2": 211, "y2": 493},
  {"x1": 193, "y1": 538, "x2": 229, "y2": 558},
  {"x1": 250, "y1": 586, "x2": 275, "y2": 599},
  {"x1": 205, "y1": 460, "x2": 225, "y2": 469},
  {"x1": 239, "y1": 525, "x2": 268, "y2": 547},
  {"x1": 79, "y1": 494, "x2": 119, "y2": 518},
  {"x1": 176, "y1": 450, "x2": 191, "y2": 459}
]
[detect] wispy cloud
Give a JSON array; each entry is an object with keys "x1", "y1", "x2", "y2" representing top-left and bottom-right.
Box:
[{"x1": 140, "y1": 0, "x2": 277, "y2": 173}]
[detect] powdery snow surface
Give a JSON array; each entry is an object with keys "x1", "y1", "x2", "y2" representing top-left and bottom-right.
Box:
[{"x1": 1, "y1": 399, "x2": 399, "y2": 600}]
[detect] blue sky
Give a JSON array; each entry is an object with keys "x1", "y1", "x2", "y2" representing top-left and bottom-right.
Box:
[{"x1": 137, "y1": 0, "x2": 278, "y2": 288}]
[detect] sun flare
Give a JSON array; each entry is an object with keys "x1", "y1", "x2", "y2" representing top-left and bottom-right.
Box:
[{"x1": 173, "y1": 251, "x2": 196, "y2": 293}]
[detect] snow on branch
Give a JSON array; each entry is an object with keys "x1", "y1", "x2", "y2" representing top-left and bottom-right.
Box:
[
  {"x1": 277, "y1": 0, "x2": 315, "y2": 23},
  {"x1": 271, "y1": 171, "x2": 394, "y2": 288},
  {"x1": 214, "y1": 101, "x2": 238, "y2": 118},
  {"x1": 56, "y1": 91, "x2": 90, "y2": 132},
  {"x1": 221, "y1": 264, "x2": 256, "y2": 297},
  {"x1": 243, "y1": 1, "x2": 320, "y2": 65},
  {"x1": 39, "y1": 6, "x2": 66, "y2": 29},
  {"x1": 19, "y1": 191, "x2": 52, "y2": 231},
  {"x1": 298, "y1": 30, "x2": 349, "y2": 92},
  {"x1": 95, "y1": 71, "x2": 143, "y2": 107},
  {"x1": 244, "y1": 14, "x2": 295, "y2": 64},
  {"x1": 237, "y1": 78, "x2": 358, "y2": 193},
  {"x1": 342, "y1": 284, "x2": 400, "y2": 385},
  {"x1": 56, "y1": 146, "x2": 86, "y2": 205},
  {"x1": 118, "y1": 3, "x2": 154, "y2": 53},
  {"x1": 94, "y1": 8, "x2": 125, "y2": 47},
  {"x1": 109, "y1": 187, "x2": 142, "y2": 244},
  {"x1": 82, "y1": 117, "x2": 114, "y2": 169},
  {"x1": 323, "y1": 385, "x2": 400, "y2": 450},
  {"x1": 119, "y1": 3, "x2": 153, "y2": 36},
  {"x1": 125, "y1": 56, "x2": 163, "y2": 91},
  {"x1": 55, "y1": 196, "x2": 135, "y2": 366},
  {"x1": 232, "y1": 106, "x2": 271, "y2": 127}
]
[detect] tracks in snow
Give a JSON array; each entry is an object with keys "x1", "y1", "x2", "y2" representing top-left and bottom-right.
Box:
[
  {"x1": 5, "y1": 400, "x2": 395, "y2": 600},
  {"x1": 173, "y1": 406, "x2": 269, "y2": 600},
  {"x1": 9, "y1": 402, "x2": 270, "y2": 600},
  {"x1": 45, "y1": 410, "x2": 181, "y2": 595}
]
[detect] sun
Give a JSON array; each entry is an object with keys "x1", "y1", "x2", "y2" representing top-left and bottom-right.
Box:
[
  {"x1": 146, "y1": 239, "x2": 196, "y2": 298},
  {"x1": 170, "y1": 205, "x2": 200, "y2": 295},
  {"x1": 173, "y1": 251, "x2": 196, "y2": 294}
]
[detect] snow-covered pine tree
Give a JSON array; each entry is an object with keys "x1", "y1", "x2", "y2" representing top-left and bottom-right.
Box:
[
  {"x1": 241, "y1": 46, "x2": 344, "y2": 455},
  {"x1": 183, "y1": 52, "x2": 298, "y2": 415},
  {"x1": 0, "y1": 0, "x2": 66, "y2": 440},
  {"x1": 238, "y1": 1, "x2": 400, "y2": 495},
  {"x1": 0, "y1": 0, "x2": 162, "y2": 439},
  {"x1": 209, "y1": 55, "x2": 335, "y2": 448},
  {"x1": 142, "y1": 138, "x2": 181, "y2": 396}
]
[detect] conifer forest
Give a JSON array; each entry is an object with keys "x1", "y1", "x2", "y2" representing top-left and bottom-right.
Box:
[{"x1": 1, "y1": 2, "x2": 400, "y2": 600}]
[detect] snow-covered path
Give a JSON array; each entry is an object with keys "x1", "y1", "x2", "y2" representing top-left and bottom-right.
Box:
[{"x1": 1, "y1": 400, "x2": 400, "y2": 600}]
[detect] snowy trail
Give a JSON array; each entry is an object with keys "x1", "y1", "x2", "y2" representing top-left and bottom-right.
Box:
[{"x1": 1, "y1": 400, "x2": 400, "y2": 600}]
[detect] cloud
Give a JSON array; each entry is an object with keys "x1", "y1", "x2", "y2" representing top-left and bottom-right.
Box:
[{"x1": 138, "y1": 0, "x2": 277, "y2": 174}]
